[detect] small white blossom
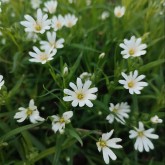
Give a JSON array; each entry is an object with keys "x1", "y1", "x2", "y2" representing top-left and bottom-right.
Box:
[
  {"x1": 51, "y1": 111, "x2": 73, "y2": 133},
  {"x1": 14, "y1": 99, "x2": 44, "y2": 123},
  {"x1": 96, "y1": 130, "x2": 122, "y2": 164},
  {"x1": 106, "y1": 102, "x2": 131, "y2": 124},
  {"x1": 119, "y1": 70, "x2": 148, "y2": 94},
  {"x1": 150, "y1": 115, "x2": 163, "y2": 124},
  {"x1": 101, "y1": 11, "x2": 109, "y2": 20},
  {"x1": 40, "y1": 31, "x2": 64, "y2": 50},
  {"x1": 129, "y1": 121, "x2": 159, "y2": 152},
  {"x1": 63, "y1": 78, "x2": 98, "y2": 107},
  {"x1": 119, "y1": 36, "x2": 147, "y2": 59},
  {"x1": 51, "y1": 15, "x2": 65, "y2": 31},
  {"x1": 114, "y1": 6, "x2": 125, "y2": 18},
  {"x1": 79, "y1": 72, "x2": 92, "y2": 81},
  {"x1": 44, "y1": 0, "x2": 58, "y2": 14},
  {"x1": 64, "y1": 14, "x2": 78, "y2": 28},
  {"x1": 20, "y1": 8, "x2": 51, "y2": 34},
  {"x1": 0, "y1": 75, "x2": 5, "y2": 90},
  {"x1": 26, "y1": 32, "x2": 39, "y2": 42},
  {"x1": 29, "y1": 46, "x2": 57, "y2": 64},
  {"x1": 30, "y1": 0, "x2": 41, "y2": 9}
]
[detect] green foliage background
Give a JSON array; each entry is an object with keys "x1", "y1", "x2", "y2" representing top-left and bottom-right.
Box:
[{"x1": 0, "y1": 0, "x2": 164, "y2": 164}]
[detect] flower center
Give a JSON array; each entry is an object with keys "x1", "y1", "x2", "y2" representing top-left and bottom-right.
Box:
[
  {"x1": 99, "y1": 140, "x2": 106, "y2": 147},
  {"x1": 129, "y1": 49, "x2": 135, "y2": 55},
  {"x1": 116, "y1": 12, "x2": 122, "y2": 17},
  {"x1": 40, "y1": 54, "x2": 48, "y2": 61},
  {"x1": 67, "y1": 21, "x2": 73, "y2": 27},
  {"x1": 59, "y1": 117, "x2": 65, "y2": 123},
  {"x1": 35, "y1": 24, "x2": 42, "y2": 31},
  {"x1": 128, "y1": 81, "x2": 134, "y2": 88},
  {"x1": 138, "y1": 131, "x2": 144, "y2": 137},
  {"x1": 77, "y1": 93, "x2": 84, "y2": 100},
  {"x1": 26, "y1": 108, "x2": 33, "y2": 116},
  {"x1": 56, "y1": 21, "x2": 62, "y2": 29},
  {"x1": 112, "y1": 108, "x2": 118, "y2": 113}
]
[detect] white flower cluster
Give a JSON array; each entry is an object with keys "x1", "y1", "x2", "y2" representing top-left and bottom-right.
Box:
[{"x1": 20, "y1": 1, "x2": 78, "y2": 64}]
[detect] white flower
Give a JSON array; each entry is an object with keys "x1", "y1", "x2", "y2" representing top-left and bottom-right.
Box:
[
  {"x1": 79, "y1": 72, "x2": 92, "y2": 81},
  {"x1": 40, "y1": 31, "x2": 64, "y2": 50},
  {"x1": 26, "y1": 32, "x2": 39, "y2": 42},
  {"x1": 96, "y1": 130, "x2": 122, "y2": 164},
  {"x1": 119, "y1": 70, "x2": 148, "y2": 94},
  {"x1": 150, "y1": 115, "x2": 163, "y2": 124},
  {"x1": 20, "y1": 9, "x2": 51, "y2": 34},
  {"x1": 51, "y1": 15, "x2": 65, "y2": 31},
  {"x1": 30, "y1": 0, "x2": 41, "y2": 9},
  {"x1": 101, "y1": 11, "x2": 109, "y2": 20},
  {"x1": 29, "y1": 46, "x2": 57, "y2": 64},
  {"x1": 119, "y1": 36, "x2": 147, "y2": 59},
  {"x1": 44, "y1": 0, "x2": 58, "y2": 14},
  {"x1": 106, "y1": 102, "x2": 131, "y2": 124},
  {"x1": 0, "y1": 75, "x2": 5, "y2": 90},
  {"x1": 114, "y1": 6, "x2": 125, "y2": 18},
  {"x1": 51, "y1": 111, "x2": 73, "y2": 133},
  {"x1": 64, "y1": 14, "x2": 78, "y2": 28},
  {"x1": 14, "y1": 99, "x2": 44, "y2": 123},
  {"x1": 63, "y1": 78, "x2": 98, "y2": 107},
  {"x1": 129, "y1": 121, "x2": 159, "y2": 152}
]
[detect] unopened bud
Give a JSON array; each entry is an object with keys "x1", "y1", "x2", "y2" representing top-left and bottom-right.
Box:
[
  {"x1": 99, "y1": 52, "x2": 105, "y2": 59},
  {"x1": 63, "y1": 66, "x2": 68, "y2": 76}
]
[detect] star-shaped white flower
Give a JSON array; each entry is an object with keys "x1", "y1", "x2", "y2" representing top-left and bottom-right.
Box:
[
  {"x1": 96, "y1": 130, "x2": 122, "y2": 164},
  {"x1": 119, "y1": 70, "x2": 148, "y2": 94},
  {"x1": 63, "y1": 78, "x2": 98, "y2": 107},
  {"x1": 119, "y1": 36, "x2": 147, "y2": 59},
  {"x1": 150, "y1": 115, "x2": 163, "y2": 124},
  {"x1": 64, "y1": 14, "x2": 78, "y2": 28},
  {"x1": 20, "y1": 8, "x2": 51, "y2": 34},
  {"x1": 51, "y1": 15, "x2": 65, "y2": 31},
  {"x1": 29, "y1": 46, "x2": 57, "y2": 64},
  {"x1": 51, "y1": 111, "x2": 73, "y2": 133},
  {"x1": 14, "y1": 99, "x2": 44, "y2": 123},
  {"x1": 129, "y1": 121, "x2": 159, "y2": 152},
  {"x1": 0, "y1": 75, "x2": 5, "y2": 90},
  {"x1": 106, "y1": 102, "x2": 131, "y2": 124},
  {"x1": 40, "y1": 31, "x2": 64, "y2": 50},
  {"x1": 43, "y1": 0, "x2": 58, "y2": 14},
  {"x1": 114, "y1": 6, "x2": 125, "y2": 18}
]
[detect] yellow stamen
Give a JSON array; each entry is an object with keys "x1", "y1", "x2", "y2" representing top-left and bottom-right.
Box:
[
  {"x1": 138, "y1": 131, "x2": 144, "y2": 137},
  {"x1": 99, "y1": 140, "x2": 106, "y2": 147},
  {"x1": 67, "y1": 21, "x2": 73, "y2": 27},
  {"x1": 56, "y1": 22, "x2": 62, "y2": 29},
  {"x1": 77, "y1": 93, "x2": 84, "y2": 100},
  {"x1": 129, "y1": 49, "x2": 135, "y2": 55},
  {"x1": 112, "y1": 108, "x2": 118, "y2": 113},
  {"x1": 116, "y1": 12, "x2": 121, "y2": 17},
  {"x1": 35, "y1": 24, "x2": 42, "y2": 31},
  {"x1": 59, "y1": 117, "x2": 65, "y2": 123},
  {"x1": 128, "y1": 81, "x2": 134, "y2": 88},
  {"x1": 40, "y1": 54, "x2": 48, "y2": 61},
  {"x1": 26, "y1": 108, "x2": 33, "y2": 116}
]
